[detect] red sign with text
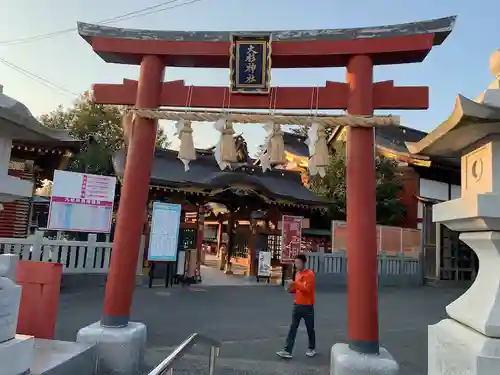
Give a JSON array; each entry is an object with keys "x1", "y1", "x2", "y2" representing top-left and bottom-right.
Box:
[{"x1": 281, "y1": 215, "x2": 303, "y2": 263}]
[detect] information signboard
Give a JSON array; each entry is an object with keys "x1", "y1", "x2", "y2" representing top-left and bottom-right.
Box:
[
  {"x1": 257, "y1": 251, "x2": 272, "y2": 277},
  {"x1": 281, "y1": 215, "x2": 303, "y2": 263},
  {"x1": 148, "y1": 202, "x2": 182, "y2": 262},
  {"x1": 47, "y1": 170, "x2": 116, "y2": 233}
]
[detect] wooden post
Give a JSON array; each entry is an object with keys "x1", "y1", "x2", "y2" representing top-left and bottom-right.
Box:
[
  {"x1": 248, "y1": 221, "x2": 257, "y2": 276},
  {"x1": 225, "y1": 214, "x2": 235, "y2": 273},
  {"x1": 101, "y1": 55, "x2": 164, "y2": 328},
  {"x1": 345, "y1": 54, "x2": 379, "y2": 355}
]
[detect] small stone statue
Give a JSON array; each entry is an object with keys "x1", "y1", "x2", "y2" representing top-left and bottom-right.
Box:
[{"x1": 0, "y1": 254, "x2": 22, "y2": 343}]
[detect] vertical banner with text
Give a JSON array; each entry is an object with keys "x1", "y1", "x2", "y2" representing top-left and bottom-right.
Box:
[{"x1": 281, "y1": 215, "x2": 303, "y2": 263}]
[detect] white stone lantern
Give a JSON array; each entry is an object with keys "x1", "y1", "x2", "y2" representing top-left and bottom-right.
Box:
[{"x1": 407, "y1": 50, "x2": 500, "y2": 375}]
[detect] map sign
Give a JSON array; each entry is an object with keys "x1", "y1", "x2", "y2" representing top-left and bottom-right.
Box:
[
  {"x1": 148, "y1": 202, "x2": 182, "y2": 262},
  {"x1": 47, "y1": 170, "x2": 116, "y2": 233}
]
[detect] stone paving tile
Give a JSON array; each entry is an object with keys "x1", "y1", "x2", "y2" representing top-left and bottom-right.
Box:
[{"x1": 54, "y1": 280, "x2": 465, "y2": 375}]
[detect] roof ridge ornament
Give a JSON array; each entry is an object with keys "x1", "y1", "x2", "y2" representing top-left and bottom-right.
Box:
[
  {"x1": 475, "y1": 50, "x2": 500, "y2": 107},
  {"x1": 483, "y1": 50, "x2": 500, "y2": 108}
]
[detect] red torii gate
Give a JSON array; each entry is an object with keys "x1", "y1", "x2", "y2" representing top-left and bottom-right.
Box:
[{"x1": 78, "y1": 16, "x2": 455, "y2": 356}]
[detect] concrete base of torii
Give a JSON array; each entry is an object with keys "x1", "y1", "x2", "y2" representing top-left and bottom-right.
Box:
[
  {"x1": 77, "y1": 321, "x2": 147, "y2": 375},
  {"x1": 330, "y1": 344, "x2": 399, "y2": 375}
]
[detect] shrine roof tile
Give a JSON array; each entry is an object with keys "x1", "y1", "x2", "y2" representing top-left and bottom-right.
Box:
[
  {"x1": 112, "y1": 148, "x2": 325, "y2": 205},
  {"x1": 407, "y1": 95, "x2": 500, "y2": 157},
  {"x1": 0, "y1": 91, "x2": 81, "y2": 147}
]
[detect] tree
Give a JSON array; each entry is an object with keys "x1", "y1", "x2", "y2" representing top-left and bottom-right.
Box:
[
  {"x1": 308, "y1": 142, "x2": 406, "y2": 226},
  {"x1": 39, "y1": 92, "x2": 169, "y2": 176},
  {"x1": 35, "y1": 179, "x2": 53, "y2": 196},
  {"x1": 289, "y1": 124, "x2": 334, "y2": 139}
]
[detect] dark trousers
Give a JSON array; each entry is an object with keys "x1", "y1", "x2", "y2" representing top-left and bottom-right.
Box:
[{"x1": 284, "y1": 304, "x2": 316, "y2": 353}]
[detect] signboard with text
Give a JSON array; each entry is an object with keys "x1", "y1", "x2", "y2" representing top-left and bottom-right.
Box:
[
  {"x1": 258, "y1": 251, "x2": 272, "y2": 277},
  {"x1": 229, "y1": 34, "x2": 271, "y2": 94},
  {"x1": 47, "y1": 170, "x2": 116, "y2": 233},
  {"x1": 148, "y1": 202, "x2": 182, "y2": 262},
  {"x1": 281, "y1": 215, "x2": 303, "y2": 263}
]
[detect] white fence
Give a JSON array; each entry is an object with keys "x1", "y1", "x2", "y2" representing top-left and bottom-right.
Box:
[{"x1": 0, "y1": 233, "x2": 145, "y2": 275}]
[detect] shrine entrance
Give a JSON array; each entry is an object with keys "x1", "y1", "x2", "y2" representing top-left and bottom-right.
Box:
[{"x1": 77, "y1": 16, "x2": 455, "y2": 358}]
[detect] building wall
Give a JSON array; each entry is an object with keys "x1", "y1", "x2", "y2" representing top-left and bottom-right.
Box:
[
  {"x1": 417, "y1": 178, "x2": 460, "y2": 229},
  {"x1": 0, "y1": 161, "x2": 34, "y2": 238},
  {"x1": 399, "y1": 167, "x2": 419, "y2": 228}
]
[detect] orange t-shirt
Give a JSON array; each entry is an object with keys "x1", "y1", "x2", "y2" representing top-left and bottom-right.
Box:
[{"x1": 289, "y1": 269, "x2": 315, "y2": 305}]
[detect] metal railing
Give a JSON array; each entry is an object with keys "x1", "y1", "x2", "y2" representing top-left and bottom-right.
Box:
[{"x1": 148, "y1": 333, "x2": 221, "y2": 375}]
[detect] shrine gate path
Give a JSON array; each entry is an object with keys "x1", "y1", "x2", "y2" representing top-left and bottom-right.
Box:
[{"x1": 54, "y1": 285, "x2": 462, "y2": 375}]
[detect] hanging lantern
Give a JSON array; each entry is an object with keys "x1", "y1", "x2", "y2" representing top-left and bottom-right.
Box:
[
  {"x1": 268, "y1": 121, "x2": 286, "y2": 165},
  {"x1": 175, "y1": 119, "x2": 196, "y2": 171},
  {"x1": 214, "y1": 118, "x2": 237, "y2": 170}
]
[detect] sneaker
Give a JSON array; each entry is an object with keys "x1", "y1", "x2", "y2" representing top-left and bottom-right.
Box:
[
  {"x1": 306, "y1": 349, "x2": 316, "y2": 357},
  {"x1": 276, "y1": 350, "x2": 292, "y2": 359}
]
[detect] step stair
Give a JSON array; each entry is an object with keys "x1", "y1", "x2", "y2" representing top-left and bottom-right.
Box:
[{"x1": 29, "y1": 339, "x2": 96, "y2": 375}]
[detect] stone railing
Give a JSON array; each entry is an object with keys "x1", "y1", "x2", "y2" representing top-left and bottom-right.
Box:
[{"x1": 305, "y1": 251, "x2": 422, "y2": 289}]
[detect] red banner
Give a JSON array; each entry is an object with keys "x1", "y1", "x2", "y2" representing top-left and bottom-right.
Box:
[{"x1": 281, "y1": 215, "x2": 303, "y2": 263}]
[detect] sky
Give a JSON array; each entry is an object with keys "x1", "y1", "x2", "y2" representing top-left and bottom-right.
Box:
[{"x1": 0, "y1": 0, "x2": 498, "y2": 156}]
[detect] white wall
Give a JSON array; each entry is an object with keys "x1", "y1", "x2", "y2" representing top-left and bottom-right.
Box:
[{"x1": 418, "y1": 178, "x2": 460, "y2": 226}]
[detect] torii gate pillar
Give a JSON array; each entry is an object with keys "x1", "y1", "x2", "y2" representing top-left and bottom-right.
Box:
[{"x1": 76, "y1": 56, "x2": 164, "y2": 374}]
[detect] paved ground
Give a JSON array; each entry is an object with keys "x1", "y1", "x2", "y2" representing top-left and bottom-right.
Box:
[{"x1": 54, "y1": 267, "x2": 465, "y2": 375}]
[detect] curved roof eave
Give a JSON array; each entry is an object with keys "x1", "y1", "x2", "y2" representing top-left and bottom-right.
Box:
[
  {"x1": 0, "y1": 105, "x2": 82, "y2": 148},
  {"x1": 406, "y1": 95, "x2": 500, "y2": 157},
  {"x1": 111, "y1": 149, "x2": 326, "y2": 206},
  {"x1": 77, "y1": 16, "x2": 455, "y2": 45}
]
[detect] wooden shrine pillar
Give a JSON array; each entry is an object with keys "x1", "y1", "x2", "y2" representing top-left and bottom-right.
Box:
[
  {"x1": 247, "y1": 220, "x2": 258, "y2": 276},
  {"x1": 195, "y1": 205, "x2": 205, "y2": 269},
  {"x1": 345, "y1": 55, "x2": 379, "y2": 354},
  {"x1": 225, "y1": 214, "x2": 235, "y2": 273},
  {"x1": 216, "y1": 218, "x2": 223, "y2": 258},
  {"x1": 101, "y1": 55, "x2": 164, "y2": 328}
]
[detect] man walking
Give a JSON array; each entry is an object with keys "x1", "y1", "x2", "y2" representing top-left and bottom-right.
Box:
[{"x1": 276, "y1": 254, "x2": 316, "y2": 359}]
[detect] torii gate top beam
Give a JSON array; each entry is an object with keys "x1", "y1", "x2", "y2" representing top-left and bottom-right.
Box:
[{"x1": 77, "y1": 16, "x2": 455, "y2": 67}]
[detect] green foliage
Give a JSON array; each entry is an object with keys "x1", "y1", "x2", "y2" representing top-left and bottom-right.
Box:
[
  {"x1": 308, "y1": 142, "x2": 407, "y2": 226},
  {"x1": 39, "y1": 92, "x2": 169, "y2": 175},
  {"x1": 289, "y1": 124, "x2": 334, "y2": 139}
]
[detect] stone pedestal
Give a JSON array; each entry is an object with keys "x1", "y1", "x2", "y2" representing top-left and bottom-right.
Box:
[
  {"x1": 0, "y1": 278, "x2": 21, "y2": 343},
  {"x1": 77, "y1": 321, "x2": 147, "y2": 375},
  {"x1": 430, "y1": 139, "x2": 500, "y2": 375},
  {"x1": 0, "y1": 334, "x2": 35, "y2": 375},
  {"x1": 0, "y1": 254, "x2": 35, "y2": 375},
  {"x1": 331, "y1": 344, "x2": 399, "y2": 375},
  {"x1": 428, "y1": 319, "x2": 500, "y2": 375}
]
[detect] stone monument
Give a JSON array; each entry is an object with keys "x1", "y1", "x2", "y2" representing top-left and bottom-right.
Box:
[
  {"x1": 0, "y1": 254, "x2": 34, "y2": 375},
  {"x1": 407, "y1": 50, "x2": 500, "y2": 375}
]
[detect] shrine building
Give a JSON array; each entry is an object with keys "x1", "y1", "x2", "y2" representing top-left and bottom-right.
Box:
[
  {"x1": 0, "y1": 86, "x2": 81, "y2": 238},
  {"x1": 111, "y1": 139, "x2": 326, "y2": 277}
]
